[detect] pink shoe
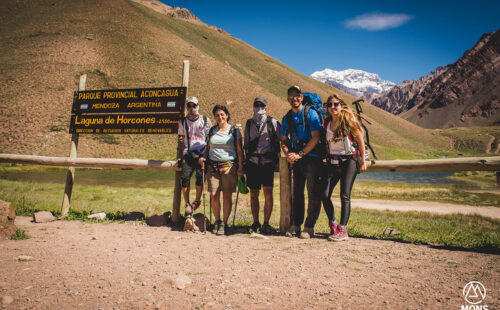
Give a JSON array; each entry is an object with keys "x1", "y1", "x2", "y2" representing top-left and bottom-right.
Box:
[
  {"x1": 327, "y1": 222, "x2": 339, "y2": 241},
  {"x1": 333, "y1": 225, "x2": 349, "y2": 241}
]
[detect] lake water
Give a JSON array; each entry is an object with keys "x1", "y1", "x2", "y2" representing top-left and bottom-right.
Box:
[
  {"x1": 357, "y1": 172, "x2": 458, "y2": 184},
  {"x1": 0, "y1": 169, "x2": 459, "y2": 187}
]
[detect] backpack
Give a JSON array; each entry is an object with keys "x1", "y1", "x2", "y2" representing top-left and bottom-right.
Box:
[
  {"x1": 286, "y1": 92, "x2": 326, "y2": 158},
  {"x1": 207, "y1": 124, "x2": 240, "y2": 163},
  {"x1": 244, "y1": 117, "x2": 281, "y2": 171},
  {"x1": 324, "y1": 117, "x2": 368, "y2": 173},
  {"x1": 351, "y1": 99, "x2": 377, "y2": 160}
]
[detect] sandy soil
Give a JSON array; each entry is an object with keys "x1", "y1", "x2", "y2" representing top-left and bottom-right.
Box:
[{"x1": 0, "y1": 216, "x2": 499, "y2": 309}]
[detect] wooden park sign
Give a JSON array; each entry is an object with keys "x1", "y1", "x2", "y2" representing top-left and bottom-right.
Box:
[
  {"x1": 61, "y1": 60, "x2": 191, "y2": 220},
  {"x1": 69, "y1": 87, "x2": 186, "y2": 134}
]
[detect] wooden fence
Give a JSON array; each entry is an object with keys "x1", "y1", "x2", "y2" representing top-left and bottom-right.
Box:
[{"x1": 1, "y1": 153, "x2": 499, "y2": 233}]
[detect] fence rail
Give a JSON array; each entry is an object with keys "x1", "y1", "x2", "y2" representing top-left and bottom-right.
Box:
[
  {"x1": 0, "y1": 154, "x2": 180, "y2": 171},
  {"x1": 1, "y1": 154, "x2": 499, "y2": 172}
]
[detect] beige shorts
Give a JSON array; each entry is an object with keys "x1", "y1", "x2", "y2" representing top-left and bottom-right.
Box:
[{"x1": 207, "y1": 163, "x2": 238, "y2": 193}]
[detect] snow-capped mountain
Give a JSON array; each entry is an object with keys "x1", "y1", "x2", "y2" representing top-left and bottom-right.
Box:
[{"x1": 310, "y1": 68, "x2": 395, "y2": 98}]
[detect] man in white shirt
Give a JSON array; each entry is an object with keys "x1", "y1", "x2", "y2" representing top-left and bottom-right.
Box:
[{"x1": 177, "y1": 96, "x2": 212, "y2": 216}]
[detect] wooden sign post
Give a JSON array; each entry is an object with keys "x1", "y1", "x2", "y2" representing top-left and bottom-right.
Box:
[
  {"x1": 172, "y1": 60, "x2": 190, "y2": 224},
  {"x1": 60, "y1": 75, "x2": 86, "y2": 218}
]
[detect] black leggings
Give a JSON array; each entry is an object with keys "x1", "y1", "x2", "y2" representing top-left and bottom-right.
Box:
[{"x1": 321, "y1": 158, "x2": 357, "y2": 226}]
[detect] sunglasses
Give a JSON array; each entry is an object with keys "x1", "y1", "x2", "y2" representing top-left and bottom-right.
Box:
[
  {"x1": 253, "y1": 103, "x2": 266, "y2": 108},
  {"x1": 288, "y1": 93, "x2": 301, "y2": 98},
  {"x1": 325, "y1": 101, "x2": 341, "y2": 108},
  {"x1": 187, "y1": 104, "x2": 198, "y2": 109}
]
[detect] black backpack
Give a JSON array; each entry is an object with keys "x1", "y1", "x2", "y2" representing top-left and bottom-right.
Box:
[{"x1": 244, "y1": 117, "x2": 281, "y2": 171}]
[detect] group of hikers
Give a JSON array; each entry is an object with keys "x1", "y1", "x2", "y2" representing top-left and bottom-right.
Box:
[{"x1": 177, "y1": 85, "x2": 368, "y2": 242}]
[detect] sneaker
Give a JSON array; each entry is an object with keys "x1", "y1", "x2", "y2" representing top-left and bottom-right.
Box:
[
  {"x1": 333, "y1": 226, "x2": 349, "y2": 241},
  {"x1": 327, "y1": 222, "x2": 339, "y2": 241},
  {"x1": 261, "y1": 223, "x2": 276, "y2": 235},
  {"x1": 184, "y1": 203, "x2": 192, "y2": 216},
  {"x1": 216, "y1": 222, "x2": 225, "y2": 236},
  {"x1": 300, "y1": 227, "x2": 314, "y2": 239},
  {"x1": 249, "y1": 222, "x2": 261, "y2": 234}
]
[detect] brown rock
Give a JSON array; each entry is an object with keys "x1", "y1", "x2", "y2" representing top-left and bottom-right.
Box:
[
  {"x1": 192, "y1": 213, "x2": 209, "y2": 232},
  {"x1": 0, "y1": 200, "x2": 16, "y2": 240},
  {"x1": 146, "y1": 214, "x2": 167, "y2": 227},
  {"x1": 33, "y1": 211, "x2": 55, "y2": 223}
]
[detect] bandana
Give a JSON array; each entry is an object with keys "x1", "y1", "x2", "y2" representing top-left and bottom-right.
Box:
[
  {"x1": 252, "y1": 107, "x2": 266, "y2": 123},
  {"x1": 186, "y1": 106, "x2": 199, "y2": 121}
]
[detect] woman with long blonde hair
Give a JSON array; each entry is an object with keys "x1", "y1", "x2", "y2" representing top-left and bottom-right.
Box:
[{"x1": 321, "y1": 94, "x2": 367, "y2": 241}]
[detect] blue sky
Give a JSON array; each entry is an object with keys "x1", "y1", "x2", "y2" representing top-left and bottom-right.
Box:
[{"x1": 165, "y1": 0, "x2": 499, "y2": 83}]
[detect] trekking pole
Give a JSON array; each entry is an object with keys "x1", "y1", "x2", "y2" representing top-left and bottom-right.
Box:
[
  {"x1": 289, "y1": 163, "x2": 295, "y2": 234},
  {"x1": 232, "y1": 183, "x2": 240, "y2": 228},
  {"x1": 202, "y1": 162, "x2": 206, "y2": 232}
]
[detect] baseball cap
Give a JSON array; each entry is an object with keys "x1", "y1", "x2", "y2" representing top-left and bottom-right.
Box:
[
  {"x1": 287, "y1": 85, "x2": 302, "y2": 95},
  {"x1": 186, "y1": 96, "x2": 198, "y2": 105},
  {"x1": 253, "y1": 97, "x2": 267, "y2": 106}
]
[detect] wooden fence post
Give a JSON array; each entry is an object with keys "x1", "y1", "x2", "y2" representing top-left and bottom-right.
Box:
[
  {"x1": 60, "y1": 74, "x2": 86, "y2": 218},
  {"x1": 279, "y1": 156, "x2": 291, "y2": 234},
  {"x1": 172, "y1": 60, "x2": 189, "y2": 224}
]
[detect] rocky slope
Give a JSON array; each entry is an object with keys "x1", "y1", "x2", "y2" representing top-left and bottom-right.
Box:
[
  {"x1": 367, "y1": 30, "x2": 500, "y2": 128},
  {"x1": 366, "y1": 66, "x2": 448, "y2": 115}
]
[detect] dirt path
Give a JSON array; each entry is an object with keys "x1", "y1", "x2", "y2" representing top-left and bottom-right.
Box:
[
  {"x1": 486, "y1": 135, "x2": 495, "y2": 154},
  {"x1": 0, "y1": 217, "x2": 499, "y2": 309},
  {"x1": 350, "y1": 198, "x2": 500, "y2": 219}
]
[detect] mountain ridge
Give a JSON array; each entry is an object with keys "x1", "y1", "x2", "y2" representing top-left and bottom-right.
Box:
[
  {"x1": 311, "y1": 68, "x2": 395, "y2": 98},
  {"x1": 367, "y1": 30, "x2": 500, "y2": 129}
]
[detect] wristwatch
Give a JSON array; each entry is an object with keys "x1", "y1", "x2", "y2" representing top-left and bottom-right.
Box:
[{"x1": 298, "y1": 151, "x2": 304, "y2": 157}]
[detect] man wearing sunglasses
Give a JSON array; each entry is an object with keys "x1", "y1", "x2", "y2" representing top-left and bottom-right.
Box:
[
  {"x1": 280, "y1": 86, "x2": 323, "y2": 239},
  {"x1": 243, "y1": 97, "x2": 281, "y2": 235},
  {"x1": 178, "y1": 96, "x2": 212, "y2": 216}
]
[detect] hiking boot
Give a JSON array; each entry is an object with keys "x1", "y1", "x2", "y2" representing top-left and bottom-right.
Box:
[
  {"x1": 261, "y1": 223, "x2": 276, "y2": 235},
  {"x1": 249, "y1": 222, "x2": 261, "y2": 234},
  {"x1": 191, "y1": 200, "x2": 201, "y2": 212},
  {"x1": 333, "y1": 226, "x2": 349, "y2": 241},
  {"x1": 212, "y1": 221, "x2": 221, "y2": 234},
  {"x1": 224, "y1": 224, "x2": 232, "y2": 236},
  {"x1": 300, "y1": 227, "x2": 314, "y2": 239},
  {"x1": 216, "y1": 222, "x2": 225, "y2": 236},
  {"x1": 184, "y1": 203, "x2": 192, "y2": 216},
  {"x1": 285, "y1": 226, "x2": 300, "y2": 238},
  {"x1": 327, "y1": 222, "x2": 339, "y2": 241}
]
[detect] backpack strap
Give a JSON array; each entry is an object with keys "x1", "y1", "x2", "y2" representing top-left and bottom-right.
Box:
[
  {"x1": 286, "y1": 110, "x2": 299, "y2": 151},
  {"x1": 244, "y1": 119, "x2": 252, "y2": 151},
  {"x1": 181, "y1": 117, "x2": 191, "y2": 152},
  {"x1": 303, "y1": 105, "x2": 311, "y2": 135}
]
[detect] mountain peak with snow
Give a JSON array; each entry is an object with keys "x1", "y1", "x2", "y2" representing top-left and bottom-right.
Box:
[{"x1": 310, "y1": 68, "x2": 395, "y2": 98}]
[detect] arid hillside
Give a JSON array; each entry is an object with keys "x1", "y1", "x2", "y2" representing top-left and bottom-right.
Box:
[{"x1": 0, "y1": 0, "x2": 470, "y2": 160}]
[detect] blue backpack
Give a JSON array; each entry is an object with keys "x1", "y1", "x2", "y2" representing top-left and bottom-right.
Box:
[{"x1": 286, "y1": 92, "x2": 327, "y2": 158}]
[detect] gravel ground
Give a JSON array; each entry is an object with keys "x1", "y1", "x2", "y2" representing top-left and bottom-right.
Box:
[{"x1": 0, "y1": 216, "x2": 499, "y2": 309}]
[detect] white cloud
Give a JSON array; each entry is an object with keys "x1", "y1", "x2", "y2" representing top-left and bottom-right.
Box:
[{"x1": 344, "y1": 12, "x2": 413, "y2": 31}]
